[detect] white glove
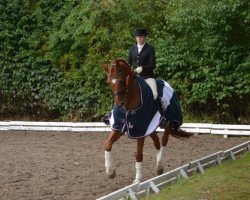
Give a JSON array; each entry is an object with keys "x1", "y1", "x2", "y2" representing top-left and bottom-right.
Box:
[{"x1": 134, "y1": 66, "x2": 143, "y2": 73}]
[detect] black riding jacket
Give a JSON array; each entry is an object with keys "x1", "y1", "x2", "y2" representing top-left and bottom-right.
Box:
[{"x1": 128, "y1": 42, "x2": 156, "y2": 79}]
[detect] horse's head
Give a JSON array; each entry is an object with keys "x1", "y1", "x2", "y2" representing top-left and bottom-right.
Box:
[{"x1": 101, "y1": 58, "x2": 134, "y2": 108}]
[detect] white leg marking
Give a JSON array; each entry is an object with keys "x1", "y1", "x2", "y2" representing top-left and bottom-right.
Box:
[
  {"x1": 105, "y1": 151, "x2": 112, "y2": 169},
  {"x1": 105, "y1": 151, "x2": 115, "y2": 178},
  {"x1": 157, "y1": 146, "x2": 166, "y2": 166},
  {"x1": 133, "y1": 162, "x2": 142, "y2": 183}
]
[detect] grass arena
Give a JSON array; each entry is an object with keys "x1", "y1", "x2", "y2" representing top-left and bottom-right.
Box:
[{"x1": 0, "y1": 130, "x2": 249, "y2": 200}]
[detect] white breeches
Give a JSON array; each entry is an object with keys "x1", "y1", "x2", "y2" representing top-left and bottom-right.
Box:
[{"x1": 145, "y1": 78, "x2": 158, "y2": 100}]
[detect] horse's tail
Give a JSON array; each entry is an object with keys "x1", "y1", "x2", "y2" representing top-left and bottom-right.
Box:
[{"x1": 171, "y1": 128, "x2": 196, "y2": 139}]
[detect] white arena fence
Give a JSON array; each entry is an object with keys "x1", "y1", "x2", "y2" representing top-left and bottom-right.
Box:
[
  {"x1": 0, "y1": 121, "x2": 249, "y2": 138},
  {"x1": 97, "y1": 141, "x2": 250, "y2": 200}
]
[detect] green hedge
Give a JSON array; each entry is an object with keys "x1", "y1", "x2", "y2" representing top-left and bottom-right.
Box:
[{"x1": 0, "y1": 0, "x2": 249, "y2": 123}]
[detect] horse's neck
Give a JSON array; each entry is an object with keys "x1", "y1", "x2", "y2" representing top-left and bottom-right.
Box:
[{"x1": 126, "y1": 79, "x2": 141, "y2": 110}]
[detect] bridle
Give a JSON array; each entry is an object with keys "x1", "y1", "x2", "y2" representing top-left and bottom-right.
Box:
[
  {"x1": 110, "y1": 64, "x2": 128, "y2": 105},
  {"x1": 111, "y1": 73, "x2": 127, "y2": 97},
  {"x1": 109, "y1": 63, "x2": 129, "y2": 108}
]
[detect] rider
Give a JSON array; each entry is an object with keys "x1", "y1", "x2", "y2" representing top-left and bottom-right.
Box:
[
  {"x1": 101, "y1": 28, "x2": 166, "y2": 126},
  {"x1": 128, "y1": 27, "x2": 166, "y2": 125}
]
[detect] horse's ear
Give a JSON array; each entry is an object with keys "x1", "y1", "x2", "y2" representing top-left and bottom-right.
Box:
[
  {"x1": 126, "y1": 74, "x2": 134, "y2": 87},
  {"x1": 101, "y1": 63, "x2": 108, "y2": 73}
]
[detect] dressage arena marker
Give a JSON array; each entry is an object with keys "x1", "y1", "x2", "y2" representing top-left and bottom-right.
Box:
[
  {"x1": 97, "y1": 141, "x2": 250, "y2": 200},
  {"x1": 127, "y1": 188, "x2": 137, "y2": 200}
]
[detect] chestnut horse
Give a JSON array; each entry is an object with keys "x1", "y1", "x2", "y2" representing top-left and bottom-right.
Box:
[{"x1": 101, "y1": 58, "x2": 194, "y2": 183}]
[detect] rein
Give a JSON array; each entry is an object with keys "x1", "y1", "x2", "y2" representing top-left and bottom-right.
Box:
[
  {"x1": 112, "y1": 89, "x2": 127, "y2": 97},
  {"x1": 114, "y1": 75, "x2": 137, "y2": 109}
]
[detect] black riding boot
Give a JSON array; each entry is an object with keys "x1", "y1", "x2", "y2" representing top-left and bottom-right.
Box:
[
  {"x1": 155, "y1": 97, "x2": 167, "y2": 128},
  {"x1": 101, "y1": 113, "x2": 111, "y2": 126},
  {"x1": 102, "y1": 103, "x2": 114, "y2": 126}
]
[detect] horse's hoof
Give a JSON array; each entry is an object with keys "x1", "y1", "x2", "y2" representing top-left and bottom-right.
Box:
[
  {"x1": 106, "y1": 169, "x2": 116, "y2": 179},
  {"x1": 156, "y1": 169, "x2": 164, "y2": 175},
  {"x1": 155, "y1": 166, "x2": 164, "y2": 175},
  {"x1": 193, "y1": 133, "x2": 199, "y2": 137},
  {"x1": 133, "y1": 179, "x2": 141, "y2": 184}
]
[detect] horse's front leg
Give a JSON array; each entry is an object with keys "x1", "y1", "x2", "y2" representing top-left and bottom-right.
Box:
[
  {"x1": 103, "y1": 130, "x2": 122, "y2": 179},
  {"x1": 134, "y1": 137, "x2": 145, "y2": 183}
]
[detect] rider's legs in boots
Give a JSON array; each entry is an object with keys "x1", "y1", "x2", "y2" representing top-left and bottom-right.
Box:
[{"x1": 144, "y1": 78, "x2": 166, "y2": 125}]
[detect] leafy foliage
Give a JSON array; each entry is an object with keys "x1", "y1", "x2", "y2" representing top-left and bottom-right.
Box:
[
  {"x1": 0, "y1": 0, "x2": 249, "y2": 123},
  {"x1": 154, "y1": 0, "x2": 250, "y2": 123}
]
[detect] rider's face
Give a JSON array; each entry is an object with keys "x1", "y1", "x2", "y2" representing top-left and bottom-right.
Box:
[{"x1": 136, "y1": 36, "x2": 146, "y2": 45}]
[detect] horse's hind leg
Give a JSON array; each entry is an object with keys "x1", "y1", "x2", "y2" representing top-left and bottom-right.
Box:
[
  {"x1": 150, "y1": 133, "x2": 164, "y2": 176},
  {"x1": 155, "y1": 126, "x2": 171, "y2": 175},
  {"x1": 103, "y1": 130, "x2": 122, "y2": 179},
  {"x1": 150, "y1": 132, "x2": 161, "y2": 150}
]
